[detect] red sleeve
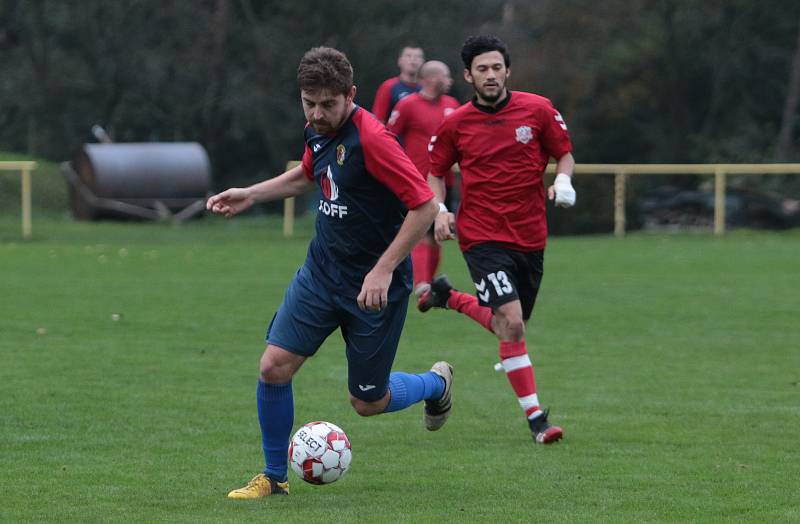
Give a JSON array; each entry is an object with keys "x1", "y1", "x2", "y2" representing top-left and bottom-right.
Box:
[
  {"x1": 428, "y1": 116, "x2": 460, "y2": 178},
  {"x1": 371, "y1": 79, "x2": 394, "y2": 122},
  {"x1": 301, "y1": 143, "x2": 314, "y2": 180},
  {"x1": 538, "y1": 102, "x2": 573, "y2": 159},
  {"x1": 385, "y1": 98, "x2": 408, "y2": 137},
  {"x1": 358, "y1": 114, "x2": 434, "y2": 209}
]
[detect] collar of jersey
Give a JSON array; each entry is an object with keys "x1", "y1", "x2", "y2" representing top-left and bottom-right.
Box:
[{"x1": 471, "y1": 90, "x2": 512, "y2": 114}]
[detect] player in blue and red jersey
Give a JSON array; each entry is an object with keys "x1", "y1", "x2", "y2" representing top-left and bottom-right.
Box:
[
  {"x1": 371, "y1": 45, "x2": 424, "y2": 123},
  {"x1": 386, "y1": 60, "x2": 460, "y2": 298},
  {"x1": 207, "y1": 47, "x2": 453, "y2": 499},
  {"x1": 421, "y1": 36, "x2": 577, "y2": 444}
]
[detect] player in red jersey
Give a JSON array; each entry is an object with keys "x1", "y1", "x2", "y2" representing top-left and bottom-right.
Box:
[
  {"x1": 421, "y1": 35, "x2": 576, "y2": 444},
  {"x1": 386, "y1": 60, "x2": 460, "y2": 298},
  {"x1": 372, "y1": 46, "x2": 424, "y2": 123}
]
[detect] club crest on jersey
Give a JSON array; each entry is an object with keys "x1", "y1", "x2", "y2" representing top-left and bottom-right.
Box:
[
  {"x1": 515, "y1": 125, "x2": 533, "y2": 144},
  {"x1": 336, "y1": 144, "x2": 346, "y2": 166}
]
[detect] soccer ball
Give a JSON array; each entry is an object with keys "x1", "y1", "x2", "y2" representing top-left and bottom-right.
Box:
[{"x1": 289, "y1": 421, "x2": 352, "y2": 485}]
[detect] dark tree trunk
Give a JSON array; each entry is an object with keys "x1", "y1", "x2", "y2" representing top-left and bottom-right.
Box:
[{"x1": 777, "y1": 17, "x2": 800, "y2": 161}]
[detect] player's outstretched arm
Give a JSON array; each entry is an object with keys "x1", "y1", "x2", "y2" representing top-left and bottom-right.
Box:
[
  {"x1": 547, "y1": 152, "x2": 576, "y2": 208},
  {"x1": 206, "y1": 164, "x2": 314, "y2": 218},
  {"x1": 357, "y1": 198, "x2": 438, "y2": 311}
]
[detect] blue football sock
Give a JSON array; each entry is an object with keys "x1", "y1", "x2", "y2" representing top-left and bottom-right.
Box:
[
  {"x1": 384, "y1": 371, "x2": 445, "y2": 413},
  {"x1": 257, "y1": 380, "x2": 293, "y2": 482}
]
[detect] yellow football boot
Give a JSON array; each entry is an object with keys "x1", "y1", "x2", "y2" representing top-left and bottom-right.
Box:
[{"x1": 227, "y1": 473, "x2": 289, "y2": 499}]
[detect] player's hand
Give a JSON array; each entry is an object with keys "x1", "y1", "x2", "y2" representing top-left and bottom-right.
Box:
[
  {"x1": 434, "y1": 212, "x2": 456, "y2": 243},
  {"x1": 206, "y1": 188, "x2": 255, "y2": 217},
  {"x1": 357, "y1": 267, "x2": 392, "y2": 312},
  {"x1": 548, "y1": 173, "x2": 576, "y2": 208}
]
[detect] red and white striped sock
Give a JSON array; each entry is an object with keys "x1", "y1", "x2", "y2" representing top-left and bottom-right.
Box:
[
  {"x1": 499, "y1": 340, "x2": 542, "y2": 420},
  {"x1": 447, "y1": 291, "x2": 494, "y2": 333}
]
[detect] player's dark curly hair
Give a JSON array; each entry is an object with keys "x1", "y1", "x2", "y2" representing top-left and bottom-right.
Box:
[
  {"x1": 460, "y1": 35, "x2": 510, "y2": 70},
  {"x1": 297, "y1": 47, "x2": 353, "y2": 95}
]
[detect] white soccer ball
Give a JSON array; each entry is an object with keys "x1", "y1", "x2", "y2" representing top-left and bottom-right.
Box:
[{"x1": 289, "y1": 421, "x2": 352, "y2": 485}]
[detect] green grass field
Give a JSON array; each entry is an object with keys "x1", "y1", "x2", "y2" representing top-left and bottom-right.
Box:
[{"x1": 2, "y1": 216, "x2": 798, "y2": 523}]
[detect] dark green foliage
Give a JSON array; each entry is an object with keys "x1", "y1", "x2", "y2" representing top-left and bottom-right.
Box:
[{"x1": 2, "y1": 1, "x2": 800, "y2": 231}]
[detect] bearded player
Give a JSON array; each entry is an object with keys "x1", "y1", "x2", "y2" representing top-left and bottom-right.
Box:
[
  {"x1": 420, "y1": 35, "x2": 576, "y2": 444},
  {"x1": 209, "y1": 47, "x2": 453, "y2": 498}
]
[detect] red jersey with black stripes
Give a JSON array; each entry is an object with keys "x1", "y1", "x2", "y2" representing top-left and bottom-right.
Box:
[{"x1": 428, "y1": 91, "x2": 572, "y2": 252}]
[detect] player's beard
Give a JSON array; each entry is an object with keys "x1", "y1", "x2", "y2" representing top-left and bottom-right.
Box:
[
  {"x1": 475, "y1": 82, "x2": 505, "y2": 105},
  {"x1": 311, "y1": 120, "x2": 332, "y2": 135},
  {"x1": 310, "y1": 107, "x2": 349, "y2": 135},
  {"x1": 311, "y1": 115, "x2": 342, "y2": 135}
]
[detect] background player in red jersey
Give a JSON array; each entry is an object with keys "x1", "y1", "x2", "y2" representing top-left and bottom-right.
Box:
[
  {"x1": 386, "y1": 60, "x2": 460, "y2": 298},
  {"x1": 421, "y1": 35, "x2": 576, "y2": 444},
  {"x1": 372, "y1": 45, "x2": 425, "y2": 123}
]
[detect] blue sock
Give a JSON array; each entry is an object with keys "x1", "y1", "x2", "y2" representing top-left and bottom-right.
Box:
[
  {"x1": 257, "y1": 380, "x2": 293, "y2": 482},
  {"x1": 383, "y1": 371, "x2": 445, "y2": 413}
]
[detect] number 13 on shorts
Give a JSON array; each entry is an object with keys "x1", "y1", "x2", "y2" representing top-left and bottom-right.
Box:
[{"x1": 475, "y1": 271, "x2": 514, "y2": 302}]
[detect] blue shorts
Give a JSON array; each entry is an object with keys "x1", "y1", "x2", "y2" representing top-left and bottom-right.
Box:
[{"x1": 266, "y1": 264, "x2": 408, "y2": 402}]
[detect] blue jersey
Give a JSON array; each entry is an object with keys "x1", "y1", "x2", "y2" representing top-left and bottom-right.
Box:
[
  {"x1": 301, "y1": 106, "x2": 433, "y2": 301},
  {"x1": 372, "y1": 77, "x2": 421, "y2": 122}
]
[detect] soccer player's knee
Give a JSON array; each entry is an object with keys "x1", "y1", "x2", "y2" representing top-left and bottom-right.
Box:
[
  {"x1": 496, "y1": 313, "x2": 525, "y2": 340},
  {"x1": 259, "y1": 355, "x2": 292, "y2": 384},
  {"x1": 349, "y1": 396, "x2": 381, "y2": 417}
]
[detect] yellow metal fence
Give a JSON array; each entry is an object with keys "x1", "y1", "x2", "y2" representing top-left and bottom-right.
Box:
[
  {"x1": 7, "y1": 158, "x2": 794, "y2": 240},
  {"x1": 283, "y1": 162, "x2": 800, "y2": 237},
  {"x1": 566, "y1": 163, "x2": 800, "y2": 236}
]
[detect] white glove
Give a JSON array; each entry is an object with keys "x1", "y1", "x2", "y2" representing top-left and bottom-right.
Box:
[{"x1": 553, "y1": 173, "x2": 576, "y2": 208}]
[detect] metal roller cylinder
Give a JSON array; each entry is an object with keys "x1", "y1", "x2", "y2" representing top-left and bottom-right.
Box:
[{"x1": 69, "y1": 142, "x2": 212, "y2": 220}]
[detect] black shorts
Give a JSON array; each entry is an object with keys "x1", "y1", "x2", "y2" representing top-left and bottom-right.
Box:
[{"x1": 462, "y1": 243, "x2": 544, "y2": 321}]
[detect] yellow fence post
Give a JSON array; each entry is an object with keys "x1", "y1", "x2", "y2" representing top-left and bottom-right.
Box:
[
  {"x1": 283, "y1": 196, "x2": 295, "y2": 238},
  {"x1": 21, "y1": 166, "x2": 32, "y2": 239},
  {"x1": 714, "y1": 167, "x2": 726, "y2": 235},
  {"x1": 614, "y1": 168, "x2": 626, "y2": 237},
  {"x1": 0, "y1": 161, "x2": 37, "y2": 239}
]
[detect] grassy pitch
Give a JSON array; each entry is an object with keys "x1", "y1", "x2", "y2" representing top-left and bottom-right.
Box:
[{"x1": 1, "y1": 217, "x2": 798, "y2": 522}]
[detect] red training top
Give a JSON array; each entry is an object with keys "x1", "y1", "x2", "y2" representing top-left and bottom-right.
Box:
[
  {"x1": 429, "y1": 91, "x2": 572, "y2": 252},
  {"x1": 386, "y1": 92, "x2": 460, "y2": 183}
]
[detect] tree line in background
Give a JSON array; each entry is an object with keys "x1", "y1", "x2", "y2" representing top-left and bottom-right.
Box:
[{"x1": 1, "y1": 0, "x2": 800, "y2": 229}]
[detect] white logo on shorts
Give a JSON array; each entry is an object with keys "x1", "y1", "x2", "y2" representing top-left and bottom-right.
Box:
[{"x1": 474, "y1": 279, "x2": 490, "y2": 302}]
